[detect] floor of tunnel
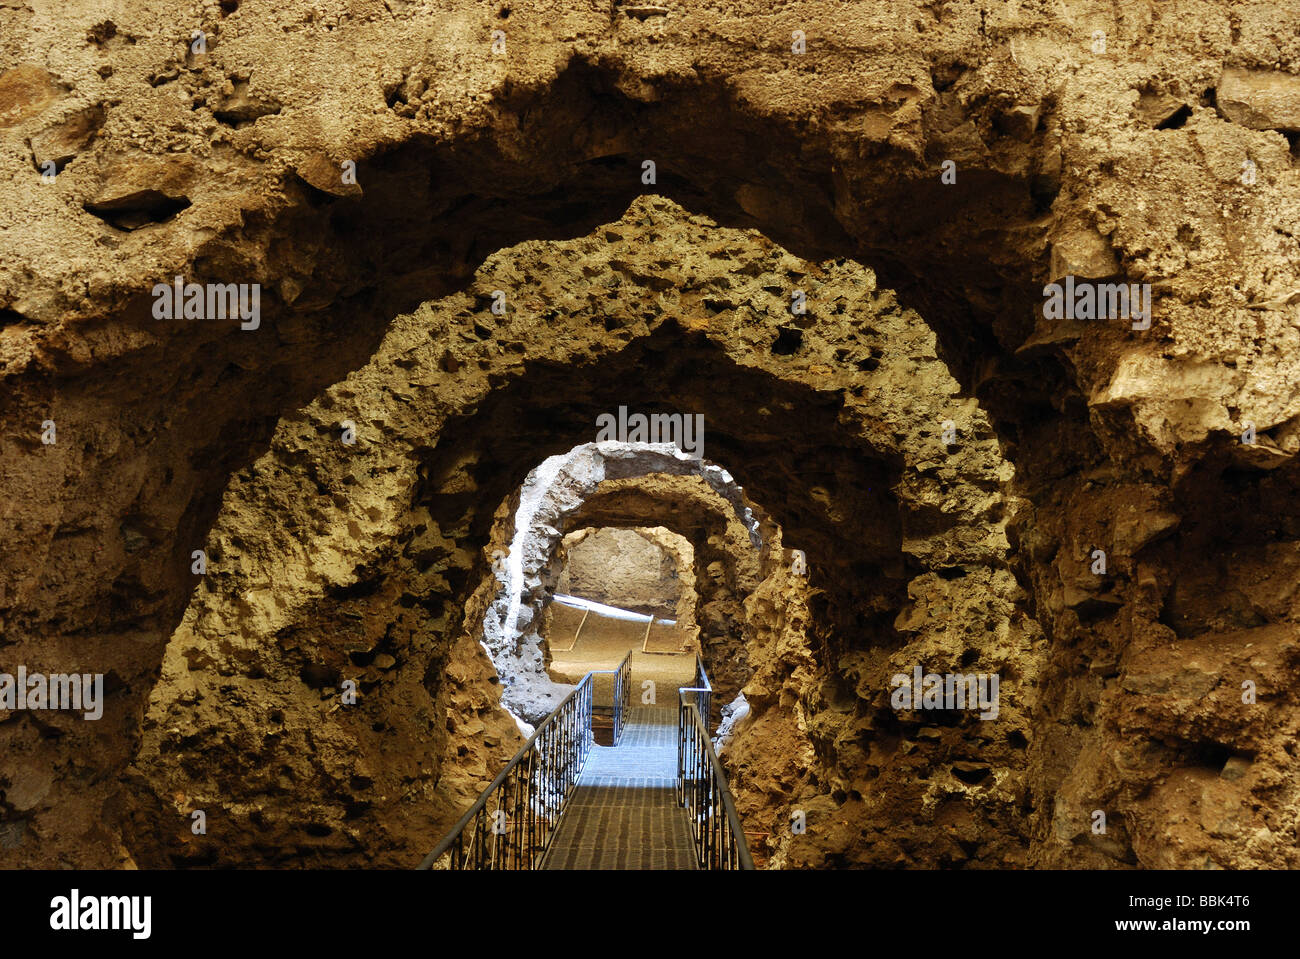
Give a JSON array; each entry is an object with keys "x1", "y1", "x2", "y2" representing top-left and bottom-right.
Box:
[{"x1": 544, "y1": 603, "x2": 698, "y2": 699}]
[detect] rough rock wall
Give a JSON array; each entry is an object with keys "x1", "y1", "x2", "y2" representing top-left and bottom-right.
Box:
[
  {"x1": 727, "y1": 538, "x2": 1044, "y2": 868},
  {"x1": 627, "y1": 526, "x2": 696, "y2": 627},
  {"x1": 557, "y1": 526, "x2": 683, "y2": 618},
  {"x1": 2, "y1": 0, "x2": 1299, "y2": 869},
  {"x1": 696, "y1": 509, "x2": 767, "y2": 708}
]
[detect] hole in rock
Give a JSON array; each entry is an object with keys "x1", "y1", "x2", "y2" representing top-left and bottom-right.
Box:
[
  {"x1": 83, "y1": 191, "x2": 191, "y2": 230},
  {"x1": 1155, "y1": 104, "x2": 1192, "y2": 130},
  {"x1": 771, "y1": 326, "x2": 803, "y2": 355}
]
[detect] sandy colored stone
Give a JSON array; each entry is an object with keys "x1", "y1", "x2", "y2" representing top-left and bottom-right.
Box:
[
  {"x1": 1, "y1": 0, "x2": 1299, "y2": 872},
  {"x1": 1218, "y1": 66, "x2": 1300, "y2": 131}
]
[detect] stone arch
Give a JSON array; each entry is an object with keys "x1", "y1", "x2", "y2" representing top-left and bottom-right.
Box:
[
  {"x1": 123, "y1": 195, "x2": 1036, "y2": 867},
  {"x1": 475, "y1": 455, "x2": 769, "y2": 722},
  {"x1": 555, "y1": 472, "x2": 769, "y2": 705},
  {"x1": 470, "y1": 442, "x2": 766, "y2": 721}
]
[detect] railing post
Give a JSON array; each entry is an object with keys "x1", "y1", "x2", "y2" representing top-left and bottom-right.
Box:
[{"x1": 675, "y1": 660, "x2": 755, "y2": 871}]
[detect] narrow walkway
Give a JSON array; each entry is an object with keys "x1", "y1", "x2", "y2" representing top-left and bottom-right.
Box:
[{"x1": 541, "y1": 706, "x2": 697, "y2": 870}]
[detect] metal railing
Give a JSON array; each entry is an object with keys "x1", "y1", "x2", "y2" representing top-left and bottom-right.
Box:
[
  {"x1": 615, "y1": 650, "x2": 631, "y2": 743},
  {"x1": 418, "y1": 653, "x2": 631, "y2": 870},
  {"x1": 677, "y1": 659, "x2": 753, "y2": 870},
  {"x1": 677, "y1": 654, "x2": 711, "y2": 731},
  {"x1": 591, "y1": 650, "x2": 632, "y2": 746}
]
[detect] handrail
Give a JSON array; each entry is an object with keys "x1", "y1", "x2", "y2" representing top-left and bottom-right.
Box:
[
  {"x1": 418, "y1": 651, "x2": 632, "y2": 870},
  {"x1": 677, "y1": 659, "x2": 753, "y2": 870},
  {"x1": 591, "y1": 650, "x2": 632, "y2": 746},
  {"x1": 616, "y1": 649, "x2": 631, "y2": 743},
  {"x1": 677, "y1": 654, "x2": 711, "y2": 731}
]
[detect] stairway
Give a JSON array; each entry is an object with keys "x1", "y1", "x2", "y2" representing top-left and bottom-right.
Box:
[{"x1": 540, "y1": 706, "x2": 697, "y2": 870}]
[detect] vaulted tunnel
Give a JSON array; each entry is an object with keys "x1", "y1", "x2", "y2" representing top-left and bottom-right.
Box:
[
  {"x1": 547, "y1": 476, "x2": 770, "y2": 713},
  {"x1": 468, "y1": 448, "x2": 773, "y2": 729},
  {"x1": 416, "y1": 321, "x2": 908, "y2": 642},
  {"x1": 110, "y1": 195, "x2": 1034, "y2": 868},
  {"x1": 9, "y1": 22, "x2": 1299, "y2": 873}
]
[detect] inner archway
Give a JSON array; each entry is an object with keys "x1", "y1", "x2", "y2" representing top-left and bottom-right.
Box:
[
  {"x1": 468, "y1": 440, "x2": 771, "y2": 728},
  {"x1": 118, "y1": 195, "x2": 1034, "y2": 868},
  {"x1": 547, "y1": 526, "x2": 698, "y2": 728}
]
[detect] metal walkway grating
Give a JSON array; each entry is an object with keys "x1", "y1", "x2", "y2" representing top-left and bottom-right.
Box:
[{"x1": 541, "y1": 707, "x2": 697, "y2": 870}]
